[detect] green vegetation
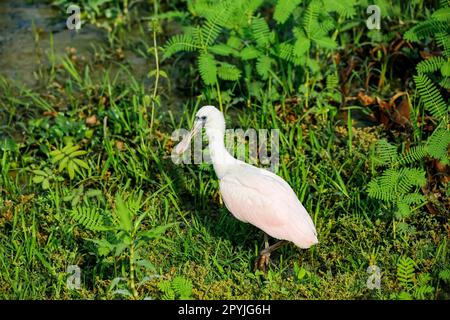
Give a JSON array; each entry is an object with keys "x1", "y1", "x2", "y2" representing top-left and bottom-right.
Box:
[{"x1": 0, "y1": 0, "x2": 448, "y2": 299}]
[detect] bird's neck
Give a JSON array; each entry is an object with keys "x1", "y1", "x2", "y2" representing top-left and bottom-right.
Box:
[{"x1": 206, "y1": 128, "x2": 236, "y2": 179}]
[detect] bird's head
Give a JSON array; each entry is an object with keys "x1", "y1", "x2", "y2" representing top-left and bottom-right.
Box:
[
  {"x1": 194, "y1": 105, "x2": 225, "y2": 135},
  {"x1": 174, "y1": 105, "x2": 225, "y2": 155}
]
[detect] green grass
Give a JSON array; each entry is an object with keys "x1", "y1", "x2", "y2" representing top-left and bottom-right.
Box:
[{"x1": 0, "y1": 0, "x2": 449, "y2": 300}]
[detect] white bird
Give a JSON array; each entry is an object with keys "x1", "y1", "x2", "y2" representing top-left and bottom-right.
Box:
[{"x1": 175, "y1": 105, "x2": 318, "y2": 270}]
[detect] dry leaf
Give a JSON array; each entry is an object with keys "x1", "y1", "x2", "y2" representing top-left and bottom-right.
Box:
[
  {"x1": 43, "y1": 111, "x2": 58, "y2": 117},
  {"x1": 358, "y1": 92, "x2": 375, "y2": 106},
  {"x1": 116, "y1": 140, "x2": 125, "y2": 151},
  {"x1": 86, "y1": 115, "x2": 98, "y2": 126}
]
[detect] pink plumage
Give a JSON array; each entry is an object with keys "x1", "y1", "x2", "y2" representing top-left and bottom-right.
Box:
[
  {"x1": 220, "y1": 162, "x2": 318, "y2": 248},
  {"x1": 175, "y1": 105, "x2": 318, "y2": 250}
]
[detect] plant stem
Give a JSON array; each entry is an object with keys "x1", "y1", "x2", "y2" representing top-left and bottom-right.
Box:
[
  {"x1": 347, "y1": 108, "x2": 352, "y2": 153},
  {"x1": 150, "y1": 2, "x2": 160, "y2": 131},
  {"x1": 216, "y1": 81, "x2": 223, "y2": 112},
  {"x1": 305, "y1": 65, "x2": 310, "y2": 110},
  {"x1": 129, "y1": 239, "x2": 138, "y2": 299},
  {"x1": 124, "y1": 0, "x2": 129, "y2": 16}
]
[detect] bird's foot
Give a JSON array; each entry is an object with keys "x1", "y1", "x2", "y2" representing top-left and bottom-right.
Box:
[{"x1": 254, "y1": 252, "x2": 271, "y2": 272}]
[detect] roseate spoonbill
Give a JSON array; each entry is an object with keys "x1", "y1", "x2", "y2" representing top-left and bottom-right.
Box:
[{"x1": 175, "y1": 105, "x2": 318, "y2": 270}]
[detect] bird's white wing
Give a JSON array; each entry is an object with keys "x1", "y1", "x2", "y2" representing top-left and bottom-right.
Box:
[{"x1": 219, "y1": 162, "x2": 318, "y2": 248}]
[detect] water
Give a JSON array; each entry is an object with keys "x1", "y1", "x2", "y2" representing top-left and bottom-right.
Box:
[{"x1": 0, "y1": 0, "x2": 149, "y2": 87}]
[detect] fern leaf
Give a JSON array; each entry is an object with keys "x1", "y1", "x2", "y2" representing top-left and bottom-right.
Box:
[
  {"x1": 312, "y1": 36, "x2": 337, "y2": 50},
  {"x1": 431, "y1": 7, "x2": 450, "y2": 21},
  {"x1": 439, "y1": 76, "x2": 450, "y2": 89},
  {"x1": 201, "y1": 19, "x2": 223, "y2": 46},
  {"x1": 318, "y1": 16, "x2": 336, "y2": 34},
  {"x1": 158, "y1": 280, "x2": 175, "y2": 300},
  {"x1": 163, "y1": 34, "x2": 197, "y2": 58},
  {"x1": 70, "y1": 207, "x2": 107, "y2": 231},
  {"x1": 322, "y1": 0, "x2": 356, "y2": 18},
  {"x1": 198, "y1": 53, "x2": 217, "y2": 85},
  {"x1": 417, "y1": 273, "x2": 432, "y2": 286},
  {"x1": 398, "y1": 145, "x2": 428, "y2": 165},
  {"x1": 217, "y1": 63, "x2": 241, "y2": 81},
  {"x1": 194, "y1": 1, "x2": 233, "y2": 26},
  {"x1": 189, "y1": 0, "x2": 215, "y2": 19},
  {"x1": 397, "y1": 256, "x2": 416, "y2": 289},
  {"x1": 414, "y1": 285, "x2": 434, "y2": 299},
  {"x1": 293, "y1": 28, "x2": 311, "y2": 57},
  {"x1": 303, "y1": 1, "x2": 319, "y2": 37},
  {"x1": 414, "y1": 74, "x2": 448, "y2": 119},
  {"x1": 416, "y1": 56, "x2": 446, "y2": 74},
  {"x1": 401, "y1": 193, "x2": 426, "y2": 205},
  {"x1": 404, "y1": 20, "x2": 448, "y2": 42},
  {"x1": 379, "y1": 168, "x2": 400, "y2": 193},
  {"x1": 172, "y1": 276, "x2": 193, "y2": 299},
  {"x1": 397, "y1": 291, "x2": 413, "y2": 300},
  {"x1": 277, "y1": 42, "x2": 293, "y2": 62},
  {"x1": 240, "y1": 46, "x2": 261, "y2": 60},
  {"x1": 236, "y1": 0, "x2": 265, "y2": 18},
  {"x1": 367, "y1": 177, "x2": 395, "y2": 201},
  {"x1": 426, "y1": 128, "x2": 450, "y2": 164},
  {"x1": 274, "y1": 0, "x2": 302, "y2": 24},
  {"x1": 158, "y1": 280, "x2": 171, "y2": 293},
  {"x1": 414, "y1": 274, "x2": 434, "y2": 300},
  {"x1": 209, "y1": 44, "x2": 238, "y2": 57},
  {"x1": 435, "y1": 33, "x2": 450, "y2": 58},
  {"x1": 397, "y1": 168, "x2": 426, "y2": 195},
  {"x1": 375, "y1": 139, "x2": 398, "y2": 166},
  {"x1": 277, "y1": 42, "x2": 296, "y2": 64},
  {"x1": 256, "y1": 55, "x2": 273, "y2": 80},
  {"x1": 251, "y1": 17, "x2": 271, "y2": 48},
  {"x1": 214, "y1": 1, "x2": 235, "y2": 27},
  {"x1": 191, "y1": 2, "x2": 231, "y2": 47},
  {"x1": 396, "y1": 201, "x2": 412, "y2": 218}
]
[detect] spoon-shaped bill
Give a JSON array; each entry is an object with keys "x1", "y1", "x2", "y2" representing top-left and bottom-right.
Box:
[{"x1": 174, "y1": 120, "x2": 203, "y2": 155}]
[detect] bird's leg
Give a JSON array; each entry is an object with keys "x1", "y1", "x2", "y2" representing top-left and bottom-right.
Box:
[
  {"x1": 255, "y1": 236, "x2": 288, "y2": 272},
  {"x1": 264, "y1": 233, "x2": 269, "y2": 250},
  {"x1": 256, "y1": 233, "x2": 270, "y2": 271}
]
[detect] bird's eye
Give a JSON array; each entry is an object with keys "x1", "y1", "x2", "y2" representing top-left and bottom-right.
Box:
[{"x1": 201, "y1": 116, "x2": 207, "y2": 121}]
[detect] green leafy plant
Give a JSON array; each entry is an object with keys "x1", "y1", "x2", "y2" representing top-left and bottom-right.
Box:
[
  {"x1": 1, "y1": 0, "x2": 448, "y2": 301},
  {"x1": 368, "y1": 2, "x2": 450, "y2": 218},
  {"x1": 158, "y1": 276, "x2": 193, "y2": 300},
  {"x1": 405, "y1": 6, "x2": 449, "y2": 60},
  {"x1": 52, "y1": 0, "x2": 129, "y2": 35},
  {"x1": 69, "y1": 191, "x2": 175, "y2": 299},
  {"x1": 368, "y1": 140, "x2": 427, "y2": 218},
  {"x1": 49, "y1": 143, "x2": 89, "y2": 180},
  {"x1": 368, "y1": 126, "x2": 450, "y2": 218},
  {"x1": 439, "y1": 267, "x2": 450, "y2": 283},
  {"x1": 405, "y1": 1, "x2": 449, "y2": 121},
  {"x1": 163, "y1": 0, "x2": 242, "y2": 109},
  {"x1": 293, "y1": 262, "x2": 311, "y2": 283},
  {"x1": 163, "y1": 0, "x2": 357, "y2": 107},
  {"x1": 32, "y1": 168, "x2": 64, "y2": 190},
  {"x1": 393, "y1": 256, "x2": 434, "y2": 300},
  {"x1": 63, "y1": 186, "x2": 105, "y2": 207},
  {"x1": 70, "y1": 206, "x2": 108, "y2": 231}
]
